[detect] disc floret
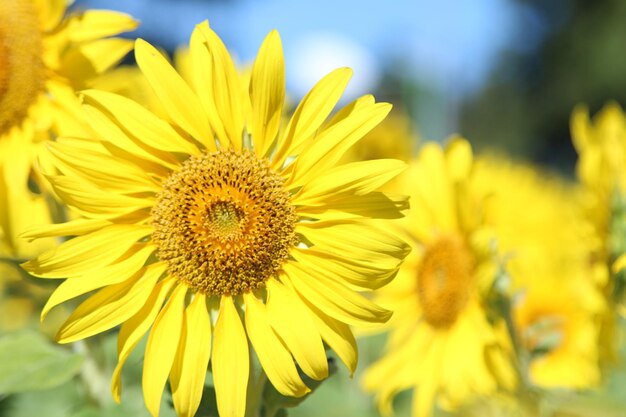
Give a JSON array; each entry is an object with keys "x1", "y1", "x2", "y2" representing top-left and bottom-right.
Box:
[{"x1": 152, "y1": 149, "x2": 298, "y2": 296}]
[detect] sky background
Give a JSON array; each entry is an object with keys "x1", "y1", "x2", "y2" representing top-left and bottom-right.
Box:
[{"x1": 75, "y1": 0, "x2": 548, "y2": 140}]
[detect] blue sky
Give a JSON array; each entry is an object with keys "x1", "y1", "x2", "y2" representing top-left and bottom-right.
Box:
[
  {"x1": 78, "y1": 0, "x2": 528, "y2": 96},
  {"x1": 77, "y1": 0, "x2": 543, "y2": 138}
]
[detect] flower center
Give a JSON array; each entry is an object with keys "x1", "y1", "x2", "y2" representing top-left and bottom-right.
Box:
[
  {"x1": 0, "y1": 0, "x2": 45, "y2": 136},
  {"x1": 151, "y1": 149, "x2": 298, "y2": 296},
  {"x1": 417, "y1": 234, "x2": 474, "y2": 328}
]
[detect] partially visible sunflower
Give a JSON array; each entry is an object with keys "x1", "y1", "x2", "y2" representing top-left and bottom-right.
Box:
[
  {"x1": 362, "y1": 138, "x2": 515, "y2": 417},
  {"x1": 22, "y1": 22, "x2": 410, "y2": 417},
  {"x1": 471, "y1": 155, "x2": 604, "y2": 389},
  {"x1": 0, "y1": 0, "x2": 136, "y2": 330},
  {"x1": 513, "y1": 278, "x2": 602, "y2": 388},
  {"x1": 0, "y1": 0, "x2": 136, "y2": 250},
  {"x1": 571, "y1": 102, "x2": 626, "y2": 361},
  {"x1": 572, "y1": 103, "x2": 626, "y2": 248},
  {"x1": 0, "y1": 0, "x2": 137, "y2": 196}
]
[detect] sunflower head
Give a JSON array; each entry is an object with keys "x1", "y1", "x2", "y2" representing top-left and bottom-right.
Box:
[
  {"x1": 151, "y1": 148, "x2": 298, "y2": 296},
  {"x1": 0, "y1": 0, "x2": 137, "y2": 138},
  {"x1": 417, "y1": 233, "x2": 474, "y2": 328},
  {"x1": 22, "y1": 22, "x2": 410, "y2": 417},
  {"x1": 0, "y1": 0, "x2": 45, "y2": 135},
  {"x1": 363, "y1": 138, "x2": 516, "y2": 417}
]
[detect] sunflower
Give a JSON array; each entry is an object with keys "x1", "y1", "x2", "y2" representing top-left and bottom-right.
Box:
[
  {"x1": 471, "y1": 155, "x2": 604, "y2": 389},
  {"x1": 513, "y1": 278, "x2": 602, "y2": 389},
  {"x1": 571, "y1": 103, "x2": 626, "y2": 268},
  {"x1": 571, "y1": 102, "x2": 626, "y2": 361},
  {"x1": 362, "y1": 138, "x2": 515, "y2": 417},
  {"x1": 0, "y1": 0, "x2": 137, "y2": 255},
  {"x1": 22, "y1": 22, "x2": 410, "y2": 417}
]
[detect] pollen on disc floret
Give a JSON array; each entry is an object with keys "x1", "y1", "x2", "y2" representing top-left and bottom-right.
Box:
[
  {"x1": 417, "y1": 234, "x2": 474, "y2": 328},
  {"x1": 0, "y1": 0, "x2": 45, "y2": 135},
  {"x1": 151, "y1": 148, "x2": 298, "y2": 296}
]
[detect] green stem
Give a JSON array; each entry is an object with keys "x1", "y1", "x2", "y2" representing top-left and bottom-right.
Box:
[{"x1": 73, "y1": 339, "x2": 110, "y2": 407}]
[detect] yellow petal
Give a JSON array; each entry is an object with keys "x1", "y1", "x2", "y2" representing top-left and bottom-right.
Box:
[
  {"x1": 135, "y1": 39, "x2": 213, "y2": 145},
  {"x1": 60, "y1": 38, "x2": 134, "y2": 81},
  {"x1": 412, "y1": 347, "x2": 440, "y2": 417},
  {"x1": 324, "y1": 93, "x2": 375, "y2": 126},
  {"x1": 189, "y1": 22, "x2": 226, "y2": 149},
  {"x1": 284, "y1": 262, "x2": 392, "y2": 326},
  {"x1": 291, "y1": 247, "x2": 399, "y2": 290},
  {"x1": 243, "y1": 293, "x2": 310, "y2": 397},
  {"x1": 170, "y1": 294, "x2": 212, "y2": 417},
  {"x1": 297, "y1": 221, "x2": 411, "y2": 263},
  {"x1": 289, "y1": 100, "x2": 391, "y2": 187},
  {"x1": 112, "y1": 278, "x2": 176, "y2": 403},
  {"x1": 249, "y1": 30, "x2": 285, "y2": 157},
  {"x1": 297, "y1": 192, "x2": 408, "y2": 221},
  {"x1": 22, "y1": 224, "x2": 152, "y2": 278},
  {"x1": 613, "y1": 253, "x2": 626, "y2": 274},
  {"x1": 571, "y1": 104, "x2": 591, "y2": 153},
  {"x1": 82, "y1": 90, "x2": 200, "y2": 155},
  {"x1": 56, "y1": 262, "x2": 166, "y2": 343},
  {"x1": 66, "y1": 10, "x2": 138, "y2": 42},
  {"x1": 41, "y1": 245, "x2": 155, "y2": 319},
  {"x1": 34, "y1": 0, "x2": 66, "y2": 31},
  {"x1": 47, "y1": 141, "x2": 161, "y2": 194},
  {"x1": 445, "y1": 136, "x2": 473, "y2": 182},
  {"x1": 292, "y1": 159, "x2": 406, "y2": 206},
  {"x1": 198, "y1": 24, "x2": 246, "y2": 150},
  {"x1": 301, "y1": 301, "x2": 357, "y2": 376},
  {"x1": 272, "y1": 68, "x2": 352, "y2": 169},
  {"x1": 266, "y1": 279, "x2": 328, "y2": 380},
  {"x1": 82, "y1": 103, "x2": 179, "y2": 172},
  {"x1": 414, "y1": 143, "x2": 457, "y2": 231},
  {"x1": 44, "y1": 174, "x2": 152, "y2": 219},
  {"x1": 142, "y1": 284, "x2": 187, "y2": 417},
  {"x1": 213, "y1": 296, "x2": 249, "y2": 417},
  {"x1": 20, "y1": 218, "x2": 111, "y2": 242}
]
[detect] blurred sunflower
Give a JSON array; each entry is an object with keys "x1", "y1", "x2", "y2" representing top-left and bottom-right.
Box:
[
  {"x1": 513, "y1": 278, "x2": 602, "y2": 389},
  {"x1": 572, "y1": 103, "x2": 626, "y2": 247},
  {"x1": 472, "y1": 155, "x2": 603, "y2": 389},
  {"x1": 0, "y1": 0, "x2": 136, "y2": 331},
  {"x1": 0, "y1": 0, "x2": 137, "y2": 197},
  {"x1": 571, "y1": 103, "x2": 626, "y2": 361},
  {"x1": 362, "y1": 138, "x2": 515, "y2": 417},
  {"x1": 22, "y1": 22, "x2": 410, "y2": 417}
]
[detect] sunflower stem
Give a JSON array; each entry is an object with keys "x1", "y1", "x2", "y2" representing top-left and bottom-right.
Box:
[{"x1": 73, "y1": 339, "x2": 111, "y2": 408}]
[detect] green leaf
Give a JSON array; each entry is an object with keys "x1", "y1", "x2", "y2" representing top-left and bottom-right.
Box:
[{"x1": 0, "y1": 330, "x2": 84, "y2": 394}]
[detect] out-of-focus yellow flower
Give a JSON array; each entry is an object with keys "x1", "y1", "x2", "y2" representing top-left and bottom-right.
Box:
[
  {"x1": 572, "y1": 103, "x2": 626, "y2": 247},
  {"x1": 0, "y1": 0, "x2": 137, "y2": 195},
  {"x1": 22, "y1": 22, "x2": 410, "y2": 417},
  {"x1": 363, "y1": 138, "x2": 515, "y2": 417},
  {"x1": 340, "y1": 108, "x2": 417, "y2": 163},
  {"x1": 471, "y1": 155, "x2": 604, "y2": 389},
  {"x1": 0, "y1": 0, "x2": 137, "y2": 331},
  {"x1": 513, "y1": 278, "x2": 602, "y2": 388},
  {"x1": 571, "y1": 102, "x2": 626, "y2": 362}
]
